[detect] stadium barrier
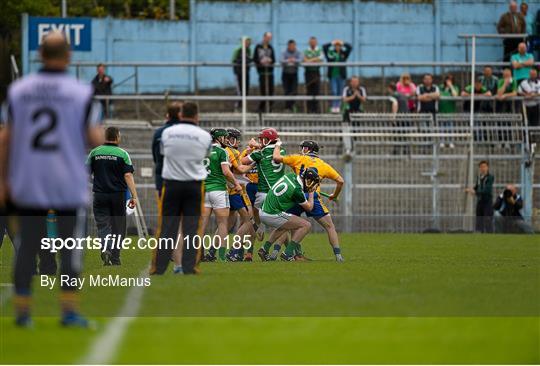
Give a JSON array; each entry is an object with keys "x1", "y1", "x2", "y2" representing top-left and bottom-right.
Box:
[{"x1": 86, "y1": 113, "x2": 538, "y2": 236}]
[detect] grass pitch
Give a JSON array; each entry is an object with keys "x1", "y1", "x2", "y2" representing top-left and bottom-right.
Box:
[{"x1": 0, "y1": 233, "x2": 538, "y2": 364}]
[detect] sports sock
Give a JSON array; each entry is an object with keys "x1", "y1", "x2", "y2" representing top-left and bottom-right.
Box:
[
  {"x1": 333, "y1": 247, "x2": 341, "y2": 255},
  {"x1": 208, "y1": 247, "x2": 216, "y2": 257},
  {"x1": 285, "y1": 241, "x2": 298, "y2": 256},
  {"x1": 295, "y1": 242, "x2": 303, "y2": 255},
  {"x1": 218, "y1": 247, "x2": 226, "y2": 260},
  {"x1": 263, "y1": 241, "x2": 272, "y2": 252},
  {"x1": 14, "y1": 293, "x2": 31, "y2": 318},
  {"x1": 59, "y1": 290, "x2": 79, "y2": 315}
]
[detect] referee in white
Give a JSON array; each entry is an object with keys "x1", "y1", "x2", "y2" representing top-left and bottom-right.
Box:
[
  {"x1": 0, "y1": 31, "x2": 103, "y2": 327},
  {"x1": 150, "y1": 102, "x2": 211, "y2": 275}
]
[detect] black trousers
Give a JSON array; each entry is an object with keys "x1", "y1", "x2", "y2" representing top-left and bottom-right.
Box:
[
  {"x1": 93, "y1": 192, "x2": 126, "y2": 262},
  {"x1": 14, "y1": 208, "x2": 84, "y2": 295},
  {"x1": 475, "y1": 200, "x2": 494, "y2": 233},
  {"x1": 258, "y1": 73, "x2": 274, "y2": 113},
  {"x1": 305, "y1": 70, "x2": 320, "y2": 113},
  {"x1": 151, "y1": 179, "x2": 203, "y2": 275},
  {"x1": 234, "y1": 72, "x2": 250, "y2": 109},
  {"x1": 282, "y1": 72, "x2": 298, "y2": 110}
]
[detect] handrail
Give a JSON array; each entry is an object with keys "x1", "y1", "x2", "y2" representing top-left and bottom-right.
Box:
[
  {"x1": 28, "y1": 60, "x2": 540, "y2": 68},
  {"x1": 458, "y1": 33, "x2": 528, "y2": 39},
  {"x1": 93, "y1": 94, "x2": 540, "y2": 101}
]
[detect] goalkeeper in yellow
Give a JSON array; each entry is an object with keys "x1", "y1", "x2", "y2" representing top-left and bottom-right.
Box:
[{"x1": 273, "y1": 139, "x2": 345, "y2": 261}]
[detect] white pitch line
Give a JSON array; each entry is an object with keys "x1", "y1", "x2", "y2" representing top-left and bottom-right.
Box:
[{"x1": 80, "y1": 268, "x2": 149, "y2": 364}]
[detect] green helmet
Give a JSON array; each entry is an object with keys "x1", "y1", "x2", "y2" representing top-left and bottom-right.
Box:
[{"x1": 210, "y1": 128, "x2": 228, "y2": 140}]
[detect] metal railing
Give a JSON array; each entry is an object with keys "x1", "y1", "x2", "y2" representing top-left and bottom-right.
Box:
[{"x1": 107, "y1": 113, "x2": 537, "y2": 234}]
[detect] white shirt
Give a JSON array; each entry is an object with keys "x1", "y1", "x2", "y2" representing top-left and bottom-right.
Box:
[
  {"x1": 519, "y1": 78, "x2": 540, "y2": 107},
  {"x1": 161, "y1": 122, "x2": 212, "y2": 181}
]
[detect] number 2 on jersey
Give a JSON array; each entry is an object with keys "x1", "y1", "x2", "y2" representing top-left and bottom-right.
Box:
[{"x1": 31, "y1": 107, "x2": 59, "y2": 151}]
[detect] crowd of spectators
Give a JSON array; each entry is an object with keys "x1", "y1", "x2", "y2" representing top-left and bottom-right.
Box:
[{"x1": 230, "y1": 28, "x2": 539, "y2": 134}]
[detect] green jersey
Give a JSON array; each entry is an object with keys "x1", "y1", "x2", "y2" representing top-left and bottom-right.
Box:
[
  {"x1": 248, "y1": 144, "x2": 286, "y2": 193},
  {"x1": 203, "y1": 144, "x2": 230, "y2": 192},
  {"x1": 262, "y1": 173, "x2": 307, "y2": 214}
]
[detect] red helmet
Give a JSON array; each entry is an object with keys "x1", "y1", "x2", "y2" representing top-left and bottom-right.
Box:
[{"x1": 258, "y1": 128, "x2": 278, "y2": 146}]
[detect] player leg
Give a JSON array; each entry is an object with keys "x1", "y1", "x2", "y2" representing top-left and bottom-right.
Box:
[
  {"x1": 56, "y1": 209, "x2": 89, "y2": 327},
  {"x1": 253, "y1": 191, "x2": 267, "y2": 242},
  {"x1": 315, "y1": 214, "x2": 343, "y2": 262},
  {"x1": 213, "y1": 207, "x2": 230, "y2": 261},
  {"x1": 263, "y1": 204, "x2": 303, "y2": 261},
  {"x1": 260, "y1": 212, "x2": 311, "y2": 262},
  {"x1": 200, "y1": 201, "x2": 214, "y2": 261},
  {"x1": 13, "y1": 208, "x2": 47, "y2": 327},
  {"x1": 38, "y1": 209, "x2": 58, "y2": 275}
]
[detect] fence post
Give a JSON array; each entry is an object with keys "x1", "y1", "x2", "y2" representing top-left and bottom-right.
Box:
[
  {"x1": 189, "y1": 0, "x2": 197, "y2": 92},
  {"x1": 341, "y1": 122, "x2": 354, "y2": 232},
  {"x1": 520, "y1": 146, "x2": 534, "y2": 225},
  {"x1": 135, "y1": 65, "x2": 140, "y2": 119}
]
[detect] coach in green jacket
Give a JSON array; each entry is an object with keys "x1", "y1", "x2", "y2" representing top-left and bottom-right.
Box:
[{"x1": 87, "y1": 127, "x2": 138, "y2": 265}]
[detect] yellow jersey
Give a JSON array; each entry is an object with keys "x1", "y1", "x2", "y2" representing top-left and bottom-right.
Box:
[
  {"x1": 240, "y1": 148, "x2": 258, "y2": 184},
  {"x1": 282, "y1": 154, "x2": 341, "y2": 183},
  {"x1": 226, "y1": 146, "x2": 251, "y2": 195}
]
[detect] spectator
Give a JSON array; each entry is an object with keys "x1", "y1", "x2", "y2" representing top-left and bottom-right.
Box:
[
  {"x1": 388, "y1": 82, "x2": 411, "y2": 155},
  {"x1": 416, "y1": 74, "x2": 440, "y2": 114},
  {"x1": 497, "y1": 0, "x2": 526, "y2": 61},
  {"x1": 518, "y1": 68, "x2": 540, "y2": 131},
  {"x1": 92, "y1": 63, "x2": 113, "y2": 118},
  {"x1": 323, "y1": 40, "x2": 353, "y2": 113},
  {"x1": 493, "y1": 185, "x2": 534, "y2": 234},
  {"x1": 520, "y1": 2, "x2": 534, "y2": 35},
  {"x1": 254, "y1": 32, "x2": 276, "y2": 113},
  {"x1": 439, "y1": 74, "x2": 460, "y2": 114},
  {"x1": 478, "y1": 66, "x2": 499, "y2": 113},
  {"x1": 396, "y1": 73, "x2": 417, "y2": 112},
  {"x1": 304, "y1": 37, "x2": 323, "y2": 113},
  {"x1": 511, "y1": 42, "x2": 535, "y2": 85},
  {"x1": 496, "y1": 67, "x2": 518, "y2": 113},
  {"x1": 439, "y1": 74, "x2": 460, "y2": 148},
  {"x1": 387, "y1": 82, "x2": 409, "y2": 114},
  {"x1": 465, "y1": 160, "x2": 494, "y2": 233},
  {"x1": 232, "y1": 37, "x2": 252, "y2": 111},
  {"x1": 462, "y1": 78, "x2": 492, "y2": 113},
  {"x1": 281, "y1": 39, "x2": 302, "y2": 112},
  {"x1": 342, "y1": 76, "x2": 367, "y2": 121}
]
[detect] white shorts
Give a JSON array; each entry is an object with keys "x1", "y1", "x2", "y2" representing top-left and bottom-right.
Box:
[
  {"x1": 259, "y1": 211, "x2": 292, "y2": 229},
  {"x1": 204, "y1": 191, "x2": 230, "y2": 209},
  {"x1": 254, "y1": 192, "x2": 267, "y2": 209}
]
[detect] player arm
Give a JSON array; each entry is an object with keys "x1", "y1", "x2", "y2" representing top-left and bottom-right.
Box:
[
  {"x1": 299, "y1": 192, "x2": 315, "y2": 212},
  {"x1": 0, "y1": 101, "x2": 11, "y2": 204},
  {"x1": 331, "y1": 175, "x2": 344, "y2": 200},
  {"x1": 0, "y1": 125, "x2": 10, "y2": 204},
  {"x1": 272, "y1": 143, "x2": 285, "y2": 163},
  {"x1": 221, "y1": 163, "x2": 241, "y2": 191}
]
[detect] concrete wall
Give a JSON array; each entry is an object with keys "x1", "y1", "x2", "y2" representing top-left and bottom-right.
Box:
[{"x1": 24, "y1": 0, "x2": 536, "y2": 93}]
